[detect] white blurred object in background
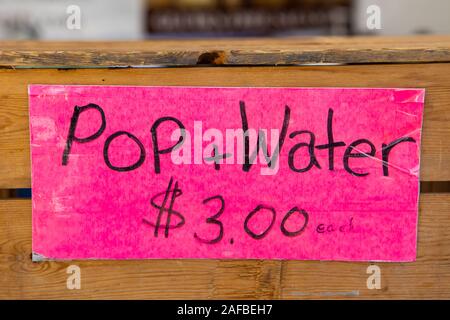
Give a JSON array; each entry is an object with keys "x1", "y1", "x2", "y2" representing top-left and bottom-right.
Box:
[
  {"x1": 0, "y1": 0, "x2": 144, "y2": 40},
  {"x1": 353, "y1": 0, "x2": 450, "y2": 35}
]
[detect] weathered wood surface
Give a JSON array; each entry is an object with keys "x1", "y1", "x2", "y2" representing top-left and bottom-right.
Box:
[
  {"x1": 0, "y1": 36, "x2": 449, "y2": 300},
  {"x1": 1, "y1": 36, "x2": 450, "y2": 67},
  {"x1": 0, "y1": 194, "x2": 448, "y2": 299},
  {"x1": 1, "y1": 64, "x2": 449, "y2": 188}
]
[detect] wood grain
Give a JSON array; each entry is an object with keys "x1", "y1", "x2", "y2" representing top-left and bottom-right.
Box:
[
  {"x1": 1, "y1": 36, "x2": 450, "y2": 67},
  {"x1": 281, "y1": 194, "x2": 450, "y2": 299},
  {"x1": 0, "y1": 194, "x2": 447, "y2": 299},
  {"x1": 1, "y1": 64, "x2": 449, "y2": 187}
]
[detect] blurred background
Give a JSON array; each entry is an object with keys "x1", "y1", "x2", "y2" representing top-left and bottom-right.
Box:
[{"x1": 0, "y1": 0, "x2": 449, "y2": 40}]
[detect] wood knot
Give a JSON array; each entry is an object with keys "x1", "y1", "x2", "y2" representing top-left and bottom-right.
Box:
[{"x1": 197, "y1": 51, "x2": 226, "y2": 65}]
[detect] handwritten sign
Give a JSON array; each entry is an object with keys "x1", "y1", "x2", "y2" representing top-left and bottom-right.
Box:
[{"x1": 29, "y1": 85, "x2": 424, "y2": 261}]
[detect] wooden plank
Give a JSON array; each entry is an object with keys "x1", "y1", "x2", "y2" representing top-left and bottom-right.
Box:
[
  {"x1": 0, "y1": 64, "x2": 449, "y2": 188},
  {"x1": 0, "y1": 194, "x2": 448, "y2": 299},
  {"x1": 280, "y1": 194, "x2": 450, "y2": 299},
  {"x1": 1, "y1": 36, "x2": 450, "y2": 67},
  {"x1": 0, "y1": 199, "x2": 282, "y2": 299}
]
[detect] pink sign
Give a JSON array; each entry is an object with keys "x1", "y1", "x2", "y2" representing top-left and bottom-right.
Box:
[{"x1": 29, "y1": 85, "x2": 424, "y2": 261}]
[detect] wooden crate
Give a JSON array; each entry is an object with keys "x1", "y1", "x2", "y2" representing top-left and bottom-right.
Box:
[{"x1": 0, "y1": 36, "x2": 449, "y2": 299}]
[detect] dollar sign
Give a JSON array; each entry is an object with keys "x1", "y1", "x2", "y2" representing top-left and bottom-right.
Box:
[{"x1": 143, "y1": 177, "x2": 185, "y2": 238}]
